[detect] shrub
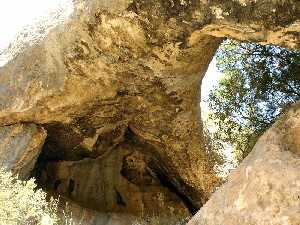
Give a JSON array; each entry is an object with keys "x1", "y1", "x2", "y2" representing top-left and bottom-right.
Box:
[{"x1": 0, "y1": 168, "x2": 59, "y2": 225}]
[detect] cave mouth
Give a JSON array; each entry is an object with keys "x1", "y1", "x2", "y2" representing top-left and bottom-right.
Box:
[
  {"x1": 34, "y1": 122, "x2": 199, "y2": 219},
  {"x1": 29, "y1": 37, "x2": 300, "y2": 223},
  {"x1": 0, "y1": 0, "x2": 298, "y2": 224},
  {"x1": 31, "y1": 38, "x2": 225, "y2": 219}
]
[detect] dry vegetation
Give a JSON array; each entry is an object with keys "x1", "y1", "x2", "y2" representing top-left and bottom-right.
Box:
[
  {"x1": 0, "y1": 168, "x2": 77, "y2": 225},
  {"x1": 133, "y1": 215, "x2": 190, "y2": 225}
]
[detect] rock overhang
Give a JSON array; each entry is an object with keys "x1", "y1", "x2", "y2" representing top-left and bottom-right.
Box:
[{"x1": 0, "y1": 0, "x2": 299, "y2": 221}]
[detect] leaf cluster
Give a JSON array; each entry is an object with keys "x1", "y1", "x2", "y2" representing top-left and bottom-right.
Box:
[{"x1": 208, "y1": 39, "x2": 300, "y2": 162}]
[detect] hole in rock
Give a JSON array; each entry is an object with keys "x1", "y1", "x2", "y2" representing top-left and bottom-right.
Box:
[
  {"x1": 32, "y1": 38, "x2": 300, "y2": 219},
  {"x1": 115, "y1": 188, "x2": 126, "y2": 207},
  {"x1": 1, "y1": 0, "x2": 299, "y2": 224},
  {"x1": 35, "y1": 123, "x2": 199, "y2": 219},
  {"x1": 27, "y1": 37, "x2": 299, "y2": 225},
  {"x1": 201, "y1": 39, "x2": 300, "y2": 177},
  {"x1": 54, "y1": 180, "x2": 61, "y2": 191}
]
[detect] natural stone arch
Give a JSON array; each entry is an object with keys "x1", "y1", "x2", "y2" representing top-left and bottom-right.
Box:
[{"x1": 0, "y1": 0, "x2": 298, "y2": 219}]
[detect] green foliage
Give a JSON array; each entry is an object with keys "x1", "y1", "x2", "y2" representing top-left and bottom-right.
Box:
[
  {"x1": 208, "y1": 39, "x2": 300, "y2": 162},
  {"x1": 202, "y1": 125, "x2": 225, "y2": 169}
]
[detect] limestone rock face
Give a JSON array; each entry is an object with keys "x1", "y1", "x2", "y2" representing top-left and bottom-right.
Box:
[
  {"x1": 1, "y1": 0, "x2": 223, "y2": 209},
  {"x1": 0, "y1": 123, "x2": 46, "y2": 179},
  {"x1": 0, "y1": 0, "x2": 298, "y2": 220},
  {"x1": 200, "y1": 0, "x2": 300, "y2": 49},
  {"x1": 39, "y1": 132, "x2": 191, "y2": 217},
  {"x1": 187, "y1": 104, "x2": 300, "y2": 225}
]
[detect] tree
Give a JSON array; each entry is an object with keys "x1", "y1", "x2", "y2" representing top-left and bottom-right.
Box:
[{"x1": 208, "y1": 39, "x2": 300, "y2": 162}]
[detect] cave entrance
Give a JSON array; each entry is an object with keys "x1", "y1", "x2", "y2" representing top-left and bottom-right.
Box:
[
  {"x1": 35, "y1": 123, "x2": 195, "y2": 220},
  {"x1": 0, "y1": 0, "x2": 299, "y2": 224}
]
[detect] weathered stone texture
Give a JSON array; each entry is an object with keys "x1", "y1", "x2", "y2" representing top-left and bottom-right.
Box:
[
  {"x1": 39, "y1": 137, "x2": 191, "y2": 217},
  {"x1": 203, "y1": 0, "x2": 300, "y2": 49},
  {"x1": 0, "y1": 0, "x2": 223, "y2": 210},
  {"x1": 0, "y1": 123, "x2": 46, "y2": 179},
  {"x1": 0, "y1": 0, "x2": 298, "y2": 221},
  {"x1": 187, "y1": 104, "x2": 300, "y2": 225}
]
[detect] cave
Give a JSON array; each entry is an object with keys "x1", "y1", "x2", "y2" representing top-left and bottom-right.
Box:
[
  {"x1": 0, "y1": 0, "x2": 299, "y2": 224},
  {"x1": 35, "y1": 121, "x2": 199, "y2": 218}
]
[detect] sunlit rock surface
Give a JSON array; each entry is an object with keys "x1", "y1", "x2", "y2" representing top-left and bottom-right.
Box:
[
  {"x1": 0, "y1": 0, "x2": 299, "y2": 222},
  {"x1": 0, "y1": 0, "x2": 222, "y2": 213},
  {"x1": 187, "y1": 104, "x2": 300, "y2": 225},
  {"x1": 0, "y1": 123, "x2": 46, "y2": 179}
]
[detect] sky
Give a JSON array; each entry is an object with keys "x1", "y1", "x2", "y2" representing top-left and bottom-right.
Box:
[
  {"x1": 200, "y1": 56, "x2": 223, "y2": 120},
  {"x1": 0, "y1": 1, "x2": 235, "y2": 176},
  {"x1": 200, "y1": 57, "x2": 237, "y2": 176},
  {"x1": 0, "y1": 0, "x2": 72, "y2": 49},
  {"x1": 0, "y1": 0, "x2": 73, "y2": 66}
]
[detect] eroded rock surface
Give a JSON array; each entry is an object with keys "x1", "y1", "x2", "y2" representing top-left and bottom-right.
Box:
[
  {"x1": 187, "y1": 104, "x2": 300, "y2": 225},
  {"x1": 39, "y1": 128, "x2": 192, "y2": 217},
  {"x1": 0, "y1": 123, "x2": 46, "y2": 179},
  {"x1": 0, "y1": 0, "x2": 299, "y2": 221},
  {"x1": 1, "y1": 0, "x2": 223, "y2": 210}
]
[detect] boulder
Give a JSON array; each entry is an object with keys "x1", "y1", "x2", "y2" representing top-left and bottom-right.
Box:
[
  {"x1": 0, "y1": 123, "x2": 46, "y2": 179},
  {"x1": 187, "y1": 103, "x2": 300, "y2": 225}
]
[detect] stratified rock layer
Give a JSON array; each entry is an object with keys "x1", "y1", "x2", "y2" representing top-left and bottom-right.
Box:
[
  {"x1": 0, "y1": 123, "x2": 46, "y2": 179},
  {"x1": 187, "y1": 104, "x2": 300, "y2": 225}
]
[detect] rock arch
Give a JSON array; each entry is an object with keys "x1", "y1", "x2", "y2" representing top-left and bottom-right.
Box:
[{"x1": 0, "y1": 0, "x2": 298, "y2": 221}]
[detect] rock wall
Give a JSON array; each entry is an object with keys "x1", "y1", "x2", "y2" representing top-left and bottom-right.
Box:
[
  {"x1": 39, "y1": 133, "x2": 191, "y2": 217},
  {"x1": 0, "y1": 0, "x2": 298, "y2": 221},
  {"x1": 0, "y1": 0, "x2": 222, "y2": 213},
  {"x1": 0, "y1": 123, "x2": 46, "y2": 179},
  {"x1": 187, "y1": 103, "x2": 300, "y2": 225}
]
